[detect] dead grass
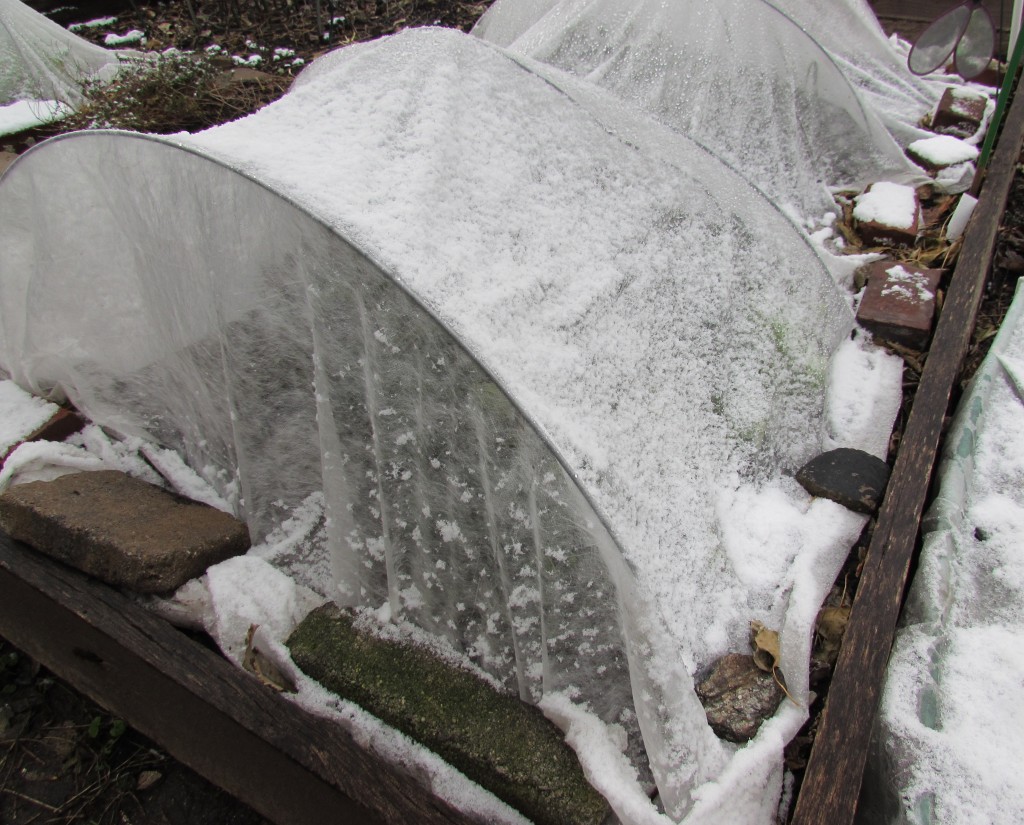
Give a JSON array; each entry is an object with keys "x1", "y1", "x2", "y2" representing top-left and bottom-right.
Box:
[{"x1": 57, "y1": 51, "x2": 290, "y2": 135}]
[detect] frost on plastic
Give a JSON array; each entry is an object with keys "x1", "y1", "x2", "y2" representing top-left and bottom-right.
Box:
[
  {"x1": 0, "y1": 29, "x2": 866, "y2": 822},
  {"x1": 472, "y1": 0, "x2": 923, "y2": 220},
  {"x1": 0, "y1": 0, "x2": 120, "y2": 106}
]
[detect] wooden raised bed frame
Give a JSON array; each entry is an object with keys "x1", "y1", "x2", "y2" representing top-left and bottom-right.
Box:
[{"x1": 3, "y1": 74, "x2": 1024, "y2": 825}]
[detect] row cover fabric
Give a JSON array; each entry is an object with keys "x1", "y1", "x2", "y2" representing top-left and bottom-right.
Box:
[
  {"x1": 0, "y1": 0, "x2": 120, "y2": 105},
  {"x1": 870, "y1": 281, "x2": 1024, "y2": 824},
  {"x1": 766, "y1": 0, "x2": 953, "y2": 146},
  {"x1": 1, "y1": 28, "x2": 869, "y2": 822},
  {"x1": 472, "y1": 0, "x2": 927, "y2": 221}
]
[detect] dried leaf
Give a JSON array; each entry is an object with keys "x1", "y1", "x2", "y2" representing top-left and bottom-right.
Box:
[
  {"x1": 749, "y1": 620, "x2": 780, "y2": 673},
  {"x1": 813, "y1": 605, "x2": 851, "y2": 668},
  {"x1": 750, "y1": 621, "x2": 801, "y2": 707},
  {"x1": 816, "y1": 606, "x2": 850, "y2": 642},
  {"x1": 137, "y1": 770, "x2": 162, "y2": 791},
  {"x1": 243, "y1": 624, "x2": 298, "y2": 693}
]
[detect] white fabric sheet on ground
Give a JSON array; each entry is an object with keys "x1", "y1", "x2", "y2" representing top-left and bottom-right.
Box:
[
  {"x1": 872, "y1": 280, "x2": 1024, "y2": 824},
  {"x1": 0, "y1": 28, "x2": 903, "y2": 823},
  {"x1": 0, "y1": 0, "x2": 120, "y2": 105},
  {"x1": 472, "y1": 0, "x2": 926, "y2": 221}
]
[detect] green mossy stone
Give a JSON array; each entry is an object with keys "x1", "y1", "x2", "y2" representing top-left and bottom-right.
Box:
[{"x1": 286, "y1": 604, "x2": 610, "y2": 825}]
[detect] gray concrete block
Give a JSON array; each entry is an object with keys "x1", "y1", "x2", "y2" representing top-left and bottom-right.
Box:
[{"x1": 0, "y1": 470, "x2": 249, "y2": 593}]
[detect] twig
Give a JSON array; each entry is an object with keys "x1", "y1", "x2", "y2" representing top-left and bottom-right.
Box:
[{"x1": 1, "y1": 787, "x2": 60, "y2": 812}]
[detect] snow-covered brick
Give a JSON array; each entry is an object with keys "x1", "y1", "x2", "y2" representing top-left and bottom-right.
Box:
[
  {"x1": 0, "y1": 379, "x2": 59, "y2": 458},
  {"x1": 856, "y1": 260, "x2": 942, "y2": 349},
  {"x1": 908, "y1": 135, "x2": 979, "y2": 171},
  {"x1": 853, "y1": 182, "x2": 920, "y2": 247},
  {"x1": 932, "y1": 87, "x2": 987, "y2": 139}
]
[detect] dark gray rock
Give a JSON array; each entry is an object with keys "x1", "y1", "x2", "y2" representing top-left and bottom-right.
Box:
[
  {"x1": 696, "y1": 653, "x2": 785, "y2": 743},
  {"x1": 0, "y1": 470, "x2": 249, "y2": 593},
  {"x1": 795, "y1": 448, "x2": 891, "y2": 514},
  {"x1": 287, "y1": 604, "x2": 610, "y2": 825}
]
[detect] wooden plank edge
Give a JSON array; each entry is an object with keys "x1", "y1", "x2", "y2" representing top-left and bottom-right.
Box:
[
  {"x1": 791, "y1": 71, "x2": 1024, "y2": 825},
  {"x1": 0, "y1": 532, "x2": 480, "y2": 825}
]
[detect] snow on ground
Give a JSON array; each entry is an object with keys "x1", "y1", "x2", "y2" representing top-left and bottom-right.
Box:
[
  {"x1": 103, "y1": 29, "x2": 145, "y2": 47},
  {"x1": 0, "y1": 99, "x2": 69, "y2": 137}
]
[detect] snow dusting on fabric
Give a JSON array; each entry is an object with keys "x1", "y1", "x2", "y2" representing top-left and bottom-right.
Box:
[
  {"x1": 877, "y1": 282, "x2": 1024, "y2": 824},
  {"x1": 0, "y1": 25, "x2": 908, "y2": 825}
]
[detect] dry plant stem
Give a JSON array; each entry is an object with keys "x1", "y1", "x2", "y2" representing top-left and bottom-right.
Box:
[{"x1": 1, "y1": 788, "x2": 59, "y2": 812}]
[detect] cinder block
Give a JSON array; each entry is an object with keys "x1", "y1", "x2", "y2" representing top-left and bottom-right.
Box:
[
  {"x1": 856, "y1": 260, "x2": 942, "y2": 349},
  {"x1": 0, "y1": 470, "x2": 249, "y2": 593},
  {"x1": 931, "y1": 87, "x2": 987, "y2": 139}
]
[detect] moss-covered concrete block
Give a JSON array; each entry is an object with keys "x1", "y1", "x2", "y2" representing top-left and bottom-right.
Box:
[{"x1": 287, "y1": 604, "x2": 609, "y2": 825}]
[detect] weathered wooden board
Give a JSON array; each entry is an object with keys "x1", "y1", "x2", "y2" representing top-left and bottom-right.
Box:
[
  {"x1": 0, "y1": 532, "x2": 481, "y2": 825},
  {"x1": 791, "y1": 72, "x2": 1024, "y2": 825}
]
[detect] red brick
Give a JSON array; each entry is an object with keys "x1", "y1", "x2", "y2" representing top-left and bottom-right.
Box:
[
  {"x1": 1, "y1": 408, "x2": 86, "y2": 466},
  {"x1": 931, "y1": 87, "x2": 987, "y2": 139},
  {"x1": 856, "y1": 261, "x2": 943, "y2": 349},
  {"x1": 854, "y1": 184, "x2": 920, "y2": 248}
]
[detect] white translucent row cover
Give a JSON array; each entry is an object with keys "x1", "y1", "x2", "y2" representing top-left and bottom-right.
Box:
[
  {"x1": 0, "y1": 29, "x2": 854, "y2": 821},
  {"x1": 0, "y1": 0, "x2": 119, "y2": 105},
  {"x1": 472, "y1": 0, "x2": 927, "y2": 220},
  {"x1": 871, "y1": 283, "x2": 1024, "y2": 824},
  {"x1": 765, "y1": 0, "x2": 953, "y2": 146}
]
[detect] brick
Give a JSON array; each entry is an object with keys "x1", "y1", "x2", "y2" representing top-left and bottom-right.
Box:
[
  {"x1": 907, "y1": 135, "x2": 979, "y2": 172},
  {"x1": 0, "y1": 470, "x2": 249, "y2": 593},
  {"x1": 856, "y1": 260, "x2": 942, "y2": 349},
  {"x1": 854, "y1": 183, "x2": 920, "y2": 248},
  {"x1": 1, "y1": 408, "x2": 87, "y2": 466},
  {"x1": 931, "y1": 87, "x2": 987, "y2": 139}
]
